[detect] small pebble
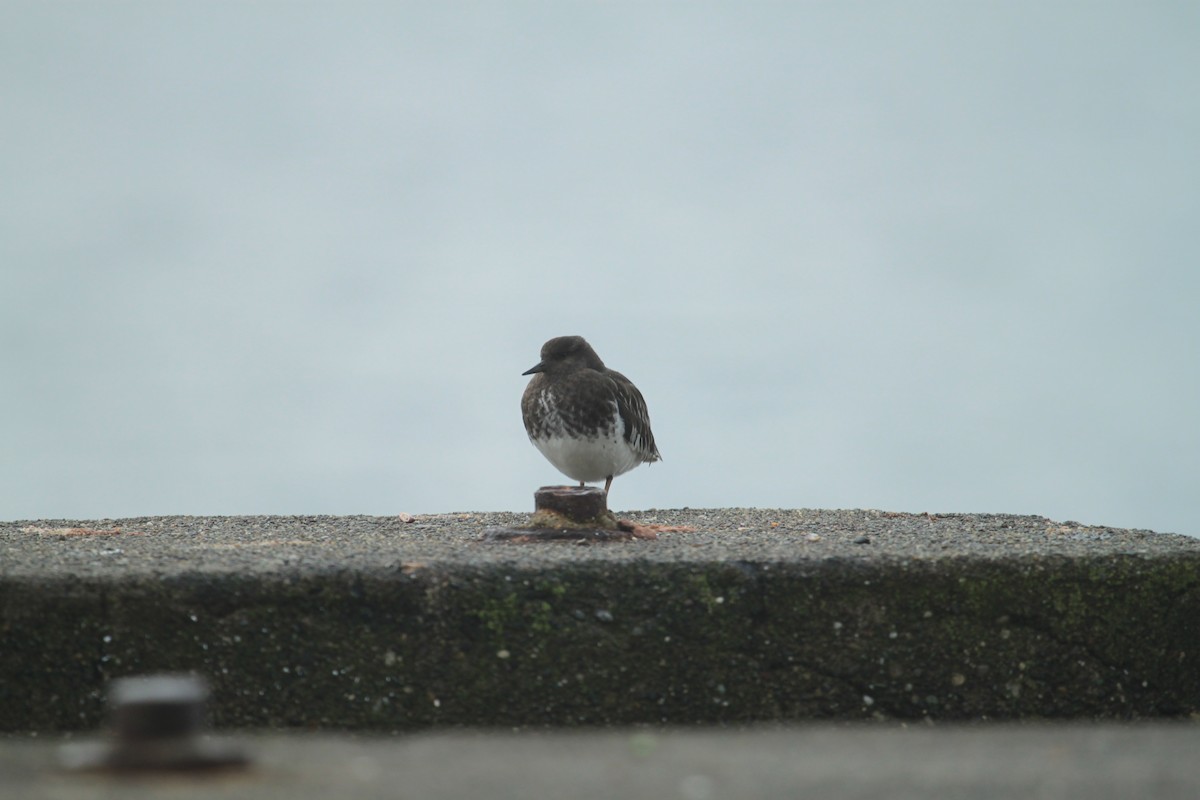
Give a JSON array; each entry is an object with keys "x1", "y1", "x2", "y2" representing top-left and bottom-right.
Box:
[{"x1": 853, "y1": 535, "x2": 871, "y2": 544}]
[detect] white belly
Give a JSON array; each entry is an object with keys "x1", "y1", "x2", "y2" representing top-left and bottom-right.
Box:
[{"x1": 531, "y1": 432, "x2": 643, "y2": 483}]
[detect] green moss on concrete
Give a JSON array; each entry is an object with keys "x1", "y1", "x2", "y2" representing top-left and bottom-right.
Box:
[{"x1": 2, "y1": 555, "x2": 1198, "y2": 731}]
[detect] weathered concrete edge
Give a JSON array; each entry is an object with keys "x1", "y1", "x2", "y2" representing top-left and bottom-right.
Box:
[{"x1": 3, "y1": 553, "x2": 1199, "y2": 731}]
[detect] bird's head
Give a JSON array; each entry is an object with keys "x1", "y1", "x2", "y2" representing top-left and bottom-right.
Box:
[{"x1": 522, "y1": 335, "x2": 605, "y2": 376}]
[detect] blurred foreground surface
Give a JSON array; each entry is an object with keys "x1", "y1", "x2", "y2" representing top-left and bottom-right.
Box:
[{"x1": 3, "y1": 725, "x2": 1200, "y2": 800}]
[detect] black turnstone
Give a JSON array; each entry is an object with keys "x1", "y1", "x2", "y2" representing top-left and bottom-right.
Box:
[{"x1": 521, "y1": 336, "x2": 661, "y2": 496}]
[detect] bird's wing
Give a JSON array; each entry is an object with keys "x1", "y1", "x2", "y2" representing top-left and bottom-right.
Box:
[{"x1": 608, "y1": 371, "x2": 661, "y2": 462}]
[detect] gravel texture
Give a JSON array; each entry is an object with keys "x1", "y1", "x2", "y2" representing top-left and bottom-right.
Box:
[{"x1": 1, "y1": 509, "x2": 1195, "y2": 578}]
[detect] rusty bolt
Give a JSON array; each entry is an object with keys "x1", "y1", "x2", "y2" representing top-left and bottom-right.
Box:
[{"x1": 533, "y1": 485, "x2": 608, "y2": 521}]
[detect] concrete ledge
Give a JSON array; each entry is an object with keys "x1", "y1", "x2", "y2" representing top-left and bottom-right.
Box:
[{"x1": 2, "y1": 510, "x2": 1198, "y2": 730}]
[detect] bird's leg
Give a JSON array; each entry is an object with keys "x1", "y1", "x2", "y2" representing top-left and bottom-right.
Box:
[
  {"x1": 603, "y1": 475, "x2": 613, "y2": 495},
  {"x1": 578, "y1": 481, "x2": 585, "y2": 489}
]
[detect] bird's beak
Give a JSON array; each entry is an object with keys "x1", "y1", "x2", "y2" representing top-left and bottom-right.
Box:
[{"x1": 522, "y1": 361, "x2": 546, "y2": 376}]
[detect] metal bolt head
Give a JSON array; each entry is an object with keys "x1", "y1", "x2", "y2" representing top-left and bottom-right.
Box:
[
  {"x1": 60, "y1": 673, "x2": 248, "y2": 773},
  {"x1": 109, "y1": 673, "x2": 209, "y2": 741}
]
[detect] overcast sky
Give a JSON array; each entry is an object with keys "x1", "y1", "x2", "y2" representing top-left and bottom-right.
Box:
[{"x1": 2, "y1": 2, "x2": 1197, "y2": 536}]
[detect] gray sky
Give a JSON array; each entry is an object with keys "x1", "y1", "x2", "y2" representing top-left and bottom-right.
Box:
[{"x1": 2, "y1": 2, "x2": 1197, "y2": 536}]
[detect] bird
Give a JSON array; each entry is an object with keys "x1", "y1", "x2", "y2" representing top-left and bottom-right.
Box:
[{"x1": 521, "y1": 335, "x2": 661, "y2": 497}]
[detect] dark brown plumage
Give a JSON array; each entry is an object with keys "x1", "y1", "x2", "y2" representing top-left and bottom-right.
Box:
[{"x1": 521, "y1": 336, "x2": 660, "y2": 495}]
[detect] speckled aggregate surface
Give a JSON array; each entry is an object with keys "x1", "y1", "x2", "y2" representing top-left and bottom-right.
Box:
[{"x1": 2, "y1": 509, "x2": 1196, "y2": 578}]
